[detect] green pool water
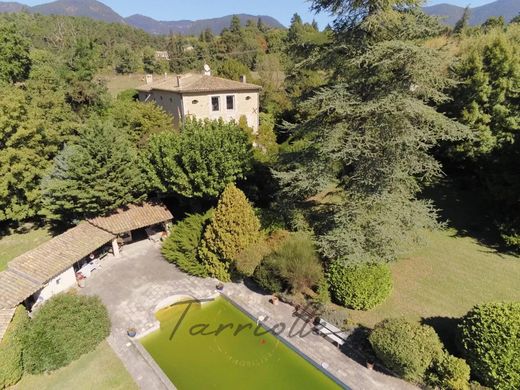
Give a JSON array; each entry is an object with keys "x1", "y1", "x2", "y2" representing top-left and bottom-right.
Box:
[{"x1": 140, "y1": 296, "x2": 342, "y2": 390}]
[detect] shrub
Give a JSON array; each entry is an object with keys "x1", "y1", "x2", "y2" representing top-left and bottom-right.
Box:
[
  {"x1": 427, "y1": 353, "x2": 471, "y2": 390},
  {"x1": 161, "y1": 211, "x2": 212, "y2": 277},
  {"x1": 253, "y1": 256, "x2": 286, "y2": 294},
  {"x1": 0, "y1": 306, "x2": 29, "y2": 389},
  {"x1": 235, "y1": 239, "x2": 271, "y2": 277},
  {"x1": 274, "y1": 232, "x2": 324, "y2": 295},
  {"x1": 251, "y1": 232, "x2": 324, "y2": 295},
  {"x1": 327, "y1": 261, "x2": 392, "y2": 310},
  {"x1": 199, "y1": 184, "x2": 262, "y2": 281},
  {"x1": 22, "y1": 294, "x2": 110, "y2": 374},
  {"x1": 369, "y1": 318, "x2": 443, "y2": 383},
  {"x1": 458, "y1": 302, "x2": 520, "y2": 390}
]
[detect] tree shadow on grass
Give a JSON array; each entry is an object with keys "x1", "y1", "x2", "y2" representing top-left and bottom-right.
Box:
[
  {"x1": 421, "y1": 316, "x2": 461, "y2": 356},
  {"x1": 421, "y1": 178, "x2": 515, "y2": 255}
]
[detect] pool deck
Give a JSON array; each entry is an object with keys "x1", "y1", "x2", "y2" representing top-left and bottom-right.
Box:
[{"x1": 81, "y1": 240, "x2": 417, "y2": 390}]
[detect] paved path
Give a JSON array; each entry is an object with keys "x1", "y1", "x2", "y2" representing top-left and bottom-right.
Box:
[{"x1": 81, "y1": 240, "x2": 416, "y2": 390}]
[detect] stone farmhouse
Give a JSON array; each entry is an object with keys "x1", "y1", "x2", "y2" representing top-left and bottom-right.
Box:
[{"x1": 137, "y1": 67, "x2": 261, "y2": 132}]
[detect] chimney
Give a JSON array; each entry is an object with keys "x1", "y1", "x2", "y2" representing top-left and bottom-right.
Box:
[
  {"x1": 176, "y1": 75, "x2": 182, "y2": 87},
  {"x1": 145, "y1": 74, "x2": 153, "y2": 85},
  {"x1": 239, "y1": 75, "x2": 247, "y2": 83},
  {"x1": 164, "y1": 72, "x2": 168, "y2": 80},
  {"x1": 203, "y1": 64, "x2": 211, "y2": 76}
]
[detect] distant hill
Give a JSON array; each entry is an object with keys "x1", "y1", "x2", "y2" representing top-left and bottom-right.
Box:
[
  {"x1": 0, "y1": 0, "x2": 285, "y2": 35},
  {"x1": 0, "y1": 1, "x2": 25, "y2": 13},
  {"x1": 125, "y1": 13, "x2": 284, "y2": 36},
  {"x1": 424, "y1": 0, "x2": 520, "y2": 26}
]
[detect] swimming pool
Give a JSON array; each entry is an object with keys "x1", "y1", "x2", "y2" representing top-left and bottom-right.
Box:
[{"x1": 140, "y1": 295, "x2": 343, "y2": 389}]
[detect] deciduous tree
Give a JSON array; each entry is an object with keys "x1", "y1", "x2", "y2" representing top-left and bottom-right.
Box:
[{"x1": 143, "y1": 119, "x2": 252, "y2": 199}]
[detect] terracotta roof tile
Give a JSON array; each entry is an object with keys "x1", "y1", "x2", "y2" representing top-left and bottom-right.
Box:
[
  {"x1": 88, "y1": 201, "x2": 173, "y2": 235},
  {"x1": 0, "y1": 201, "x2": 172, "y2": 313},
  {"x1": 137, "y1": 73, "x2": 261, "y2": 94},
  {"x1": 0, "y1": 271, "x2": 40, "y2": 309},
  {"x1": 8, "y1": 222, "x2": 115, "y2": 285}
]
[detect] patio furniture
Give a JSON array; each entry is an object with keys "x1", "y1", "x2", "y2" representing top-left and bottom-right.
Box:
[{"x1": 314, "y1": 318, "x2": 349, "y2": 347}]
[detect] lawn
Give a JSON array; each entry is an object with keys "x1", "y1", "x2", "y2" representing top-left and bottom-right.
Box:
[
  {"x1": 99, "y1": 73, "x2": 146, "y2": 96},
  {"x1": 347, "y1": 228, "x2": 520, "y2": 329},
  {"x1": 0, "y1": 227, "x2": 52, "y2": 271},
  {"x1": 12, "y1": 341, "x2": 137, "y2": 390}
]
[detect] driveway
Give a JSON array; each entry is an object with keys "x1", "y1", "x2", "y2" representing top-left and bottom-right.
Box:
[{"x1": 82, "y1": 239, "x2": 416, "y2": 390}]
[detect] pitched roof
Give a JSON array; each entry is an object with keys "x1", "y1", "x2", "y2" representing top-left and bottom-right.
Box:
[
  {"x1": 137, "y1": 73, "x2": 261, "y2": 94},
  {"x1": 8, "y1": 222, "x2": 115, "y2": 286},
  {"x1": 0, "y1": 271, "x2": 40, "y2": 309},
  {"x1": 0, "y1": 308, "x2": 16, "y2": 342},
  {"x1": 88, "y1": 201, "x2": 173, "y2": 235},
  {"x1": 0, "y1": 202, "x2": 173, "y2": 321}
]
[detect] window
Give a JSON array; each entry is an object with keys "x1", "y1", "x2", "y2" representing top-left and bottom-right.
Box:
[
  {"x1": 211, "y1": 96, "x2": 220, "y2": 112},
  {"x1": 226, "y1": 95, "x2": 235, "y2": 110}
]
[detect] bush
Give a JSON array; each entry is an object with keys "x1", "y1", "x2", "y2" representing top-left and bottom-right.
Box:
[
  {"x1": 22, "y1": 294, "x2": 110, "y2": 374},
  {"x1": 251, "y1": 232, "x2": 324, "y2": 295},
  {"x1": 161, "y1": 211, "x2": 212, "y2": 277},
  {"x1": 274, "y1": 232, "x2": 324, "y2": 295},
  {"x1": 253, "y1": 256, "x2": 286, "y2": 294},
  {"x1": 0, "y1": 306, "x2": 29, "y2": 389},
  {"x1": 369, "y1": 318, "x2": 443, "y2": 383},
  {"x1": 327, "y1": 261, "x2": 392, "y2": 310},
  {"x1": 458, "y1": 302, "x2": 520, "y2": 390},
  {"x1": 427, "y1": 353, "x2": 471, "y2": 390},
  {"x1": 199, "y1": 184, "x2": 262, "y2": 281}
]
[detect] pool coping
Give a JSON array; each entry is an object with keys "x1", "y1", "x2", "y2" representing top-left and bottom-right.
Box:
[
  {"x1": 134, "y1": 291, "x2": 350, "y2": 390},
  {"x1": 220, "y1": 293, "x2": 350, "y2": 390}
]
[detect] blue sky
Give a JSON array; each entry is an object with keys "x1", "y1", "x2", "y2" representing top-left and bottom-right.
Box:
[{"x1": 21, "y1": 0, "x2": 497, "y2": 27}]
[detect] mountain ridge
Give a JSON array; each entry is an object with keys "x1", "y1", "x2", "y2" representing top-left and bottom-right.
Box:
[
  {"x1": 0, "y1": 0, "x2": 285, "y2": 34},
  {"x1": 423, "y1": 0, "x2": 520, "y2": 26}
]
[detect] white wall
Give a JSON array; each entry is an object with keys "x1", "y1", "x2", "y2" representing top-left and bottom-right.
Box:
[{"x1": 34, "y1": 267, "x2": 77, "y2": 304}]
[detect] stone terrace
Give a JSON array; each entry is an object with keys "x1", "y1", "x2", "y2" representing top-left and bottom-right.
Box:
[{"x1": 81, "y1": 240, "x2": 416, "y2": 390}]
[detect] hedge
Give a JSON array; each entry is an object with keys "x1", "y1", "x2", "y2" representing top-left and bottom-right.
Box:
[
  {"x1": 22, "y1": 294, "x2": 110, "y2": 374},
  {"x1": 458, "y1": 302, "x2": 520, "y2": 390},
  {"x1": 0, "y1": 306, "x2": 29, "y2": 389},
  {"x1": 327, "y1": 261, "x2": 392, "y2": 310},
  {"x1": 369, "y1": 318, "x2": 443, "y2": 383}
]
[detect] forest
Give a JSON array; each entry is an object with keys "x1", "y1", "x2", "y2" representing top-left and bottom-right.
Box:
[{"x1": 0, "y1": 1, "x2": 519, "y2": 389}]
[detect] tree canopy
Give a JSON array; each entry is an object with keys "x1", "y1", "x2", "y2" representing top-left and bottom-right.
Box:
[
  {"x1": 41, "y1": 122, "x2": 145, "y2": 224},
  {"x1": 143, "y1": 118, "x2": 252, "y2": 199}
]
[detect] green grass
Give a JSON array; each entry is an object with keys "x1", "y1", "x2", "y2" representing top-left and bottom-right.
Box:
[
  {"x1": 0, "y1": 227, "x2": 52, "y2": 271},
  {"x1": 98, "y1": 73, "x2": 146, "y2": 96},
  {"x1": 12, "y1": 341, "x2": 137, "y2": 390},
  {"x1": 347, "y1": 228, "x2": 520, "y2": 328}
]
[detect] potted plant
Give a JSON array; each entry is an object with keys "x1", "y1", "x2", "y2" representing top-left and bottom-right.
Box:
[{"x1": 127, "y1": 328, "x2": 137, "y2": 337}]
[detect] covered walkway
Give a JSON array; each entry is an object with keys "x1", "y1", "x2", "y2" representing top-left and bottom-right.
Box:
[{"x1": 0, "y1": 201, "x2": 173, "y2": 341}]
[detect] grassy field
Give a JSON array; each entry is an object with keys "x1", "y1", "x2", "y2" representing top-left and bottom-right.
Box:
[
  {"x1": 347, "y1": 228, "x2": 520, "y2": 329},
  {"x1": 0, "y1": 227, "x2": 52, "y2": 271},
  {"x1": 99, "y1": 73, "x2": 146, "y2": 96},
  {"x1": 12, "y1": 341, "x2": 137, "y2": 390}
]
